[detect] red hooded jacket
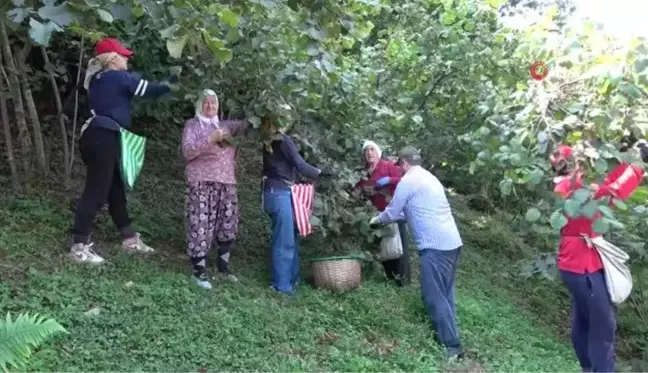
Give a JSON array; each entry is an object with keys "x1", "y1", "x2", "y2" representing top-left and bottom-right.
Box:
[
  {"x1": 355, "y1": 160, "x2": 402, "y2": 211},
  {"x1": 552, "y1": 148, "x2": 644, "y2": 273}
]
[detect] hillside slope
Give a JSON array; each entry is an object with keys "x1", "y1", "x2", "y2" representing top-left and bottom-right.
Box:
[{"x1": 0, "y1": 136, "x2": 580, "y2": 372}]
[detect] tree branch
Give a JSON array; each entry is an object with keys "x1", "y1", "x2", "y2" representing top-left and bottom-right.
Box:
[{"x1": 416, "y1": 70, "x2": 453, "y2": 112}]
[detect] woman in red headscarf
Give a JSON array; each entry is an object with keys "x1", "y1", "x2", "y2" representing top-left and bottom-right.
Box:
[{"x1": 550, "y1": 143, "x2": 645, "y2": 373}]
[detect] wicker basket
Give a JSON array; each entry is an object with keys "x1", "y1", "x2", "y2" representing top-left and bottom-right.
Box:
[{"x1": 311, "y1": 256, "x2": 362, "y2": 291}]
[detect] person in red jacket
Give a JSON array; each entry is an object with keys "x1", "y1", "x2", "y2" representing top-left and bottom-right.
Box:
[
  {"x1": 550, "y1": 144, "x2": 645, "y2": 373},
  {"x1": 355, "y1": 140, "x2": 411, "y2": 286}
]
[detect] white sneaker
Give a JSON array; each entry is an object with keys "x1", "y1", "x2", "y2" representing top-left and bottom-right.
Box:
[
  {"x1": 122, "y1": 233, "x2": 155, "y2": 253},
  {"x1": 218, "y1": 273, "x2": 239, "y2": 282},
  {"x1": 194, "y1": 275, "x2": 213, "y2": 290},
  {"x1": 69, "y1": 242, "x2": 105, "y2": 264}
]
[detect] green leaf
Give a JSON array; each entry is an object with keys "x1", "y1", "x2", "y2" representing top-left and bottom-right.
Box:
[
  {"x1": 309, "y1": 215, "x2": 321, "y2": 226},
  {"x1": 528, "y1": 168, "x2": 543, "y2": 184},
  {"x1": 608, "y1": 218, "x2": 625, "y2": 229},
  {"x1": 550, "y1": 209, "x2": 568, "y2": 230},
  {"x1": 307, "y1": 27, "x2": 327, "y2": 42},
  {"x1": 563, "y1": 199, "x2": 581, "y2": 218},
  {"x1": 352, "y1": 20, "x2": 374, "y2": 40},
  {"x1": 563, "y1": 115, "x2": 578, "y2": 125},
  {"x1": 593, "y1": 218, "x2": 610, "y2": 234},
  {"x1": 109, "y1": 4, "x2": 132, "y2": 22},
  {"x1": 486, "y1": 0, "x2": 507, "y2": 7},
  {"x1": 218, "y1": 8, "x2": 239, "y2": 28},
  {"x1": 37, "y1": 3, "x2": 76, "y2": 26},
  {"x1": 28, "y1": 19, "x2": 61, "y2": 46},
  {"x1": 412, "y1": 115, "x2": 423, "y2": 124},
  {"x1": 581, "y1": 201, "x2": 598, "y2": 219},
  {"x1": 248, "y1": 116, "x2": 261, "y2": 129},
  {"x1": 96, "y1": 8, "x2": 113, "y2": 23},
  {"x1": 213, "y1": 48, "x2": 233, "y2": 63},
  {"x1": 312, "y1": 196, "x2": 324, "y2": 209},
  {"x1": 525, "y1": 207, "x2": 541, "y2": 222},
  {"x1": 225, "y1": 28, "x2": 239, "y2": 42},
  {"x1": 0, "y1": 312, "x2": 68, "y2": 372},
  {"x1": 617, "y1": 82, "x2": 642, "y2": 99},
  {"x1": 207, "y1": 3, "x2": 220, "y2": 14},
  {"x1": 567, "y1": 102, "x2": 584, "y2": 113},
  {"x1": 634, "y1": 58, "x2": 648, "y2": 74},
  {"x1": 159, "y1": 25, "x2": 178, "y2": 39},
  {"x1": 6, "y1": 8, "x2": 29, "y2": 24},
  {"x1": 132, "y1": 4, "x2": 144, "y2": 18},
  {"x1": 572, "y1": 188, "x2": 590, "y2": 203},
  {"x1": 597, "y1": 204, "x2": 614, "y2": 218},
  {"x1": 594, "y1": 158, "x2": 608, "y2": 173},
  {"x1": 499, "y1": 178, "x2": 512, "y2": 196},
  {"x1": 612, "y1": 198, "x2": 628, "y2": 210},
  {"x1": 166, "y1": 35, "x2": 189, "y2": 59}
]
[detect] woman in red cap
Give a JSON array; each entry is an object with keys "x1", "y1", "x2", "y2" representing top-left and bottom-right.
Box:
[
  {"x1": 550, "y1": 143, "x2": 645, "y2": 373},
  {"x1": 69, "y1": 37, "x2": 177, "y2": 264}
]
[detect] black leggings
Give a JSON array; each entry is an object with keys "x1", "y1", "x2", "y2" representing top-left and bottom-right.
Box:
[
  {"x1": 381, "y1": 220, "x2": 412, "y2": 287},
  {"x1": 71, "y1": 126, "x2": 134, "y2": 244}
]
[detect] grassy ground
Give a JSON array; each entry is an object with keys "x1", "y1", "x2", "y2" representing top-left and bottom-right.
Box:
[{"x1": 0, "y1": 137, "x2": 585, "y2": 372}]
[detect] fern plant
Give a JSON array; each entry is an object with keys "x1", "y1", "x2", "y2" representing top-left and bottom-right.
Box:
[{"x1": 0, "y1": 312, "x2": 68, "y2": 372}]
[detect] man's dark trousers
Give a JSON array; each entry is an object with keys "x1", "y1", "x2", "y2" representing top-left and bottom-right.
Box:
[
  {"x1": 560, "y1": 270, "x2": 616, "y2": 372},
  {"x1": 419, "y1": 246, "x2": 462, "y2": 357}
]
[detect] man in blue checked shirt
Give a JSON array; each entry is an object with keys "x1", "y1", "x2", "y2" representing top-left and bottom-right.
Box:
[{"x1": 370, "y1": 146, "x2": 464, "y2": 360}]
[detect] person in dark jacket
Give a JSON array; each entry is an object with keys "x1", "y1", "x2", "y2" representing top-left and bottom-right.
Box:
[
  {"x1": 69, "y1": 37, "x2": 176, "y2": 264},
  {"x1": 260, "y1": 117, "x2": 331, "y2": 295}
]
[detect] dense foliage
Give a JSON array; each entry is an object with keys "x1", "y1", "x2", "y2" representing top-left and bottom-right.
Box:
[{"x1": 1, "y1": 0, "x2": 647, "y2": 361}]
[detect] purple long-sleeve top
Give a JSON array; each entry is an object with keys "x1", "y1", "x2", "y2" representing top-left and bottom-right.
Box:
[
  {"x1": 262, "y1": 134, "x2": 321, "y2": 190},
  {"x1": 182, "y1": 117, "x2": 249, "y2": 184}
]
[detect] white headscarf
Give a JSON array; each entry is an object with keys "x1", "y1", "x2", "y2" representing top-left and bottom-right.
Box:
[
  {"x1": 362, "y1": 140, "x2": 382, "y2": 159},
  {"x1": 195, "y1": 89, "x2": 220, "y2": 127}
]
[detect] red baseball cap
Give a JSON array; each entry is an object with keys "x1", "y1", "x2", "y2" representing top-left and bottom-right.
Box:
[{"x1": 94, "y1": 37, "x2": 134, "y2": 58}]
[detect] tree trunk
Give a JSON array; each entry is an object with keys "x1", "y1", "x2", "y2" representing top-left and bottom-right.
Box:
[
  {"x1": 0, "y1": 63, "x2": 20, "y2": 188},
  {"x1": 15, "y1": 45, "x2": 46, "y2": 173},
  {"x1": 0, "y1": 21, "x2": 32, "y2": 174},
  {"x1": 40, "y1": 46, "x2": 70, "y2": 181},
  {"x1": 66, "y1": 36, "x2": 84, "y2": 188}
]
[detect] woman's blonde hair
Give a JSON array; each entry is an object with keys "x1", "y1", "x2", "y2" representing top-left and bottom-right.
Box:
[{"x1": 83, "y1": 52, "x2": 121, "y2": 89}]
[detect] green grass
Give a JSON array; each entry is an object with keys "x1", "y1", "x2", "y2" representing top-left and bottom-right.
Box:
[{"x1": 0, "y1": 138, "x2": 582, "y2": 372}]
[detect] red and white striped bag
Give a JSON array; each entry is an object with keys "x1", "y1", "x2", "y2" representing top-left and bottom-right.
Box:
[{"x1": 290, "y1": 183, "x2": 315, "y2": 237}]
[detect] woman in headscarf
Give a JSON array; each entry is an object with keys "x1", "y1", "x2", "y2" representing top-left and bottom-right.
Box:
[
  {"x1": 182, "y1": 89, "x2": 250, "y2": 289},
  {"x1": 261, "y1": 116, "x2": 331, "y2": 296},
  {"x1": 69, "y1": 37, "x2": 176, "y2": 264},
  {"x1": 550, "y1": 144, "x2": 645, "y2": 373},
  {"x1": 355, "y1": 140, "x2": 411, "y2": 286}
]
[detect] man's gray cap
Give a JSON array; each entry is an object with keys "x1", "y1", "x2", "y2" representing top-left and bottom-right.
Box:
[{"x1": 398, "y1": 146, "x2": 422, "y2": 164}]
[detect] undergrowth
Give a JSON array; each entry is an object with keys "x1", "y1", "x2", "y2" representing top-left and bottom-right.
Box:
[{"x1": 0, "y1": 136, "x2": 605, "y2": 372}]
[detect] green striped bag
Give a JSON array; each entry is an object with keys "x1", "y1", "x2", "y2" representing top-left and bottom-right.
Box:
[{"x1": 119, "y1": 128, "x2": 147, "y2": 191}]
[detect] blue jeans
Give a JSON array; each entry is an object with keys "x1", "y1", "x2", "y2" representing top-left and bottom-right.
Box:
[
  {"x1": 263, "y1": 188, "x2": 300, "y2": 295},
  {"x1": 419, "y1": 247, "x2": 462, "y2": 355},
  {"x1": 560, "y1": 270, "x2": 616, "y2": 372}
]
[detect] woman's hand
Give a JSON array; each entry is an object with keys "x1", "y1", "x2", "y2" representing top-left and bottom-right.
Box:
[
  {"x1": 208, "y1": 129, "x2": 230, "y2": 144},
  {"x1": 361, "y1": 184, "x2": 375, "y2": 194}
]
